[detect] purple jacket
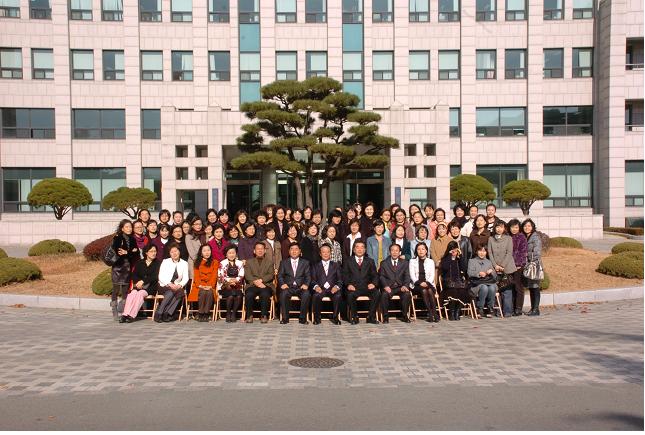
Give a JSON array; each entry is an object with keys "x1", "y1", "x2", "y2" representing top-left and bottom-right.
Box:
[{"x1": 511, "y1": 232, "x2": 528, "y2": 267}]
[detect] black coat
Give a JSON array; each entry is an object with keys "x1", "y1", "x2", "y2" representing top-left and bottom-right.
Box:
[
  {"x1": 132, "y1": 259, "x2": 161, "y2": 295},
  {"x1": 359, "y1": 215, "x2": 375, "y2": 239},
  {"x1": 111, "y1": 233, "x2": 139, "y2": 284},
  {"x1": 277, "y1": 257, "x2": 311, "y2": 289},
  {"x1": 272, "y1": 219, "x2": 289, "y2": 242},
  {"x1": 164, "y1": 239, "x2": 189, "y2": 261},
  {"x1": 343, "y1": 256, "x2": 378, "y2": 291},
  {"x1": 310, "y1": 260, "x2": 343, "y2": 291},
  {"x1": 299, "y1": 236, "x2": 321, "y2": 265}
]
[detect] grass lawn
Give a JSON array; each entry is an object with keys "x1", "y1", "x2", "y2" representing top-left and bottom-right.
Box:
[{"x1": 0, "y1": 248, "x2": 641, "y2": 298}]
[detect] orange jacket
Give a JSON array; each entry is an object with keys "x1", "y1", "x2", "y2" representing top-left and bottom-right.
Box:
[{"x1": 188, "y1": 259, "x2": 220, "y2": 302}]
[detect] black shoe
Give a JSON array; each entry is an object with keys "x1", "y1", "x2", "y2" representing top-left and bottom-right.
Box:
[
  {"x1": 447, "y1": 310, "x2": 454, "y2": 321},
  {"x1": 350, "y1": 317, "x2": 359, "y2": 325},
  {"x1": 382, "y1": 317, "x2": 389, "y2": 324},
  {"x1": 454, "y1": 309, "x2": 461, "y2": 321},
  {"x1": 367, "y1": 318, "x2": 379, "y2": 325},
  {"x1": 313, "y1": 319, "x2": 321, "y2": 325},
  {"x1": 126, "y1": 316, "x2": 134, "y2": 323},
  {"x1": 527, "y1": 309, "x2": 540, "y2": 316},
  {"x1": 153, "y1": 315, "x2": 162, "y2": 323},
  {"x1": 332, "y1": 319, "x2": 341, "y2": 325},
  {"x1": 513, "y1": 309, "x2": 523, "y2": 316},
  {"x1": 476, "y1": 308, "x2": 484, "y2": 319},
  {"x1": 119, "y1": 316, "x2": 127, "y2": 323},
  {"x1": 493, "y1": 309, "x2": 501, "y2": 318},
  {"x1": 162, "y1": 313, "x2": 172, "y2": 322},
  {"x1": 299, "y1": 319, "x2": 308, "y2": 325},
  {"x1": 280, "y1": 319, "x2": 289, "y2": 324},
  {"x1": 402, "y1": 316, "x2": 411, "y2": 323}
]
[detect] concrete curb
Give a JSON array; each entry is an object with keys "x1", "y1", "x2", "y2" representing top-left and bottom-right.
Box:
[
  {"x1": 0, "y1": 286, "x2": 642, "y2": 312},
  {"x1": 603, "y1": 231, "x2": 644, "y2": 240}
]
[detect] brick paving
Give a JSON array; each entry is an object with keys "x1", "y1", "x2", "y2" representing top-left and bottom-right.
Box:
[{"x1": 0, "y1": 299, "x2": 642, "y2": 397}]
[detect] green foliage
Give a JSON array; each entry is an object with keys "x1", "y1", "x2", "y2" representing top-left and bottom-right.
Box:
[
  {"x1": 502, "y1": 180, "x2": 551, "y2": 216},
  {"x1": 101, "y1": 187, "x2": 157, "y2": 219},
  {"x1": 450, "y1": 174, "x2": 496, "y2": 209},
  {"x1": 540, "y1": 271, "x2": 550, "y2": 290},
  {"x1": 549, "y1": 237, "x2": 584, "y2": 249},
  {"x1": 83, "y1": 234, "x2": 114, "y2": 261},
  {"x1": 611, "y1": 242, "x2": 644, "y2": 255},
  {"x1": 27, "y1": 178, "x2": 93, "y2": 220},
  {"x1": 596, "y1": 252, "x2": 644, "y2": 279},
  {"x1": 230, "y1": 77, "x2": 399, "y2": 213},
  {"x1": 92, "y1": 268, "x2": 113, "y2": 296},
  {"x1": 28, "y1": 239, "x2": 76, "y2": 256},
  {"x1": 537, "y1": 231, "x2": 551, "y2": 254},
  {"x1": 0, "y1": 247, "x2": 7, "y2": 259},
  {"x1": 605, "y1": 227, "x2": 644, "y2": 236},
  {"x1": 0, "y1": 258, "x2": 42, "y2": 286}
]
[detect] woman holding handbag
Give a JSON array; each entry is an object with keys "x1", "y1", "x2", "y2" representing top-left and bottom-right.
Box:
[
  {"x1": 487, "y1": 220, "x2": 517, "y2": 317},
  {"x1": 522, "y1": 219, "x2": 544, "y2": 316},
  {"x1": 508, "y1": 219, "x2": 528, "y2": 316},
  {"x1": 120, "y1": 244, "x2": 160, "y2": 323},
  {"x1": 439, "y1": 241, "x2": 469, "y2": 321}
]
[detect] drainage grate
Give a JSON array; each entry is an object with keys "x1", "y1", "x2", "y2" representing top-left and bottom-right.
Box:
[{"x1": 288, "y1": 357, "x2": 345, "y2": 368}]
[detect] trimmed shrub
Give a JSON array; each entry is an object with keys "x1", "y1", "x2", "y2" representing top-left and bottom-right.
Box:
[
  {"x1": 611, "y1": 242, "x2": 644, "y2": 255},
  {"x1": 83, "y1": 234, "x2": 114, "y2": 261},
  {"x1": 596, "y1": 252, "x2": 644, "y2": 279},
  {"x1": 550, "y1": 237, "x2": 584, "y2": 249},
  {"x1": 605, "y1": 227, "x2": 644, "y2": 236},
  {"x1": 92, "y1": 268, "x2": 113, "y2": 296},
  {"x1": 540, "y1": 271, "x2": 550, "y2": 291},
  {"x1": 537, "y1": 231, "x2": 551, "y2": 253},
  {"x1": 0, "y1": 258, "x2": 43, "y2": 286},
  {"x1": 28, "y1": 239, "x2": 76, "y2": 257},
  {"x1": 0, "y1": 247, "x2": 7, "y2": 259}
]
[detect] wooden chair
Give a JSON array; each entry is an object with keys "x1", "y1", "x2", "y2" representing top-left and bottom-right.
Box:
[
  {"x1": 410, "y1": 284, "x2": 445, "y2": 320},
  {"x1": 150, "y1": 289, "x2": 186, "y2": 321},
  {"x1": 280, "y1": 295, "x2": 311, "y2": 322},
  {"x1": 317, "y1": 296, "x2": 340, "y2": 322},
  {"x1": 438, "y1": 276, "x2": 476, "y2": 320},
  {"x1": 241, "y1": 295, "x2": 275, "y2": 321},
  {"x1": 346, "y1": 295, "x2": 373, "y2": 320},
  {"x1": 184, "y1": 292, "x2": 216, "y2": 322},
  {"x1": 377, "y1": 293, "x2": 414, "y2": 322},
  {"x1": 470, "y1": 287, "x2": 504, "y2": 319},
  {"x1": 214, "y1": 286, "x2": 243, "y2": 321}
]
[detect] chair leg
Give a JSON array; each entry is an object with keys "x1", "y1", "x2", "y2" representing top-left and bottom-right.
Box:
[
  {"x1": 213, "y1": 299, "x2": 218, "y2": 321},
  {"x1": 495, "y1": 293, "x2": 504, "y2": 318},
  {"x1": 434, "y1": 292, "x2": 443, "y2": 320},
  {"x1": 410, "y1": 296, "x2": 417, "y2": 320}
]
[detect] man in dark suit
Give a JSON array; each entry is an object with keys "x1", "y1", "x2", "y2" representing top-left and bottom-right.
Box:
[
  {"x1": 379, "y1": 243, "x2": 412, "y2": 323},
  {"x1": 311, "y1": 243, "x2": 343, "y2": 325},
  {"x1": 277, "y1": 242, "x2": 311, "y2": 324},
  {"x1": 343, "y1": 240, "x2": 380, "y2": 325}
]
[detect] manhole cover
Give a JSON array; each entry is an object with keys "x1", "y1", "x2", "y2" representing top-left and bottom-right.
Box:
[{"x1": 288, "y1": 357, "x2": 344, "y2": 368}]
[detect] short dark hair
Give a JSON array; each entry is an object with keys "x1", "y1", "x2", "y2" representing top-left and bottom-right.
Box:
[
  {"x1": 521, "y1": 218, "x2": 537, "y2": 234},
  {"x1": 254, "y1": 241, "x2": 266, "y2": 248},
  {"x1": 319, "y1": 243, "x2": 332, "y2": 251},
  {"x1": 225, "y1": 245, "x2": 238, "y2": 255},
  {"x1": 353, "y1": 240, "x2": 366, "y2": 249},
  {"x1": 389, "y1": 243, "x2": 401, "y2": 252},
  {"x1": 507, "y1": 218, "x2": 521, "y2": 228},
  {"x1": 167, "y1": 242, "x2": 180, "y2": 253},
  {"x1": 173, "y1": 210, "x2": 183, "y2": 217},
  {"x1": 349, "y1": 218, "x2": 361, "y2": 227},
  {"x1": 447, "y1": 221, "x2": 461, "y2": 231},
  {"x1": 142, "y1": 243, "x2": 157, "y2": 257},
  {"x1": 158, "y1": 209, "x2": 171, "y2": 219},
  {"x1": 328, "y1": 209, "x2": 342, "y2": 219},
  {"x1": 288, "y1": 241, "x2": 300, "y2": 250},
  {"x1": 486, "y1": 203, "x2": 497, "y2": 210},
  {"x1": 373, "y1": 219, "x2": 385, "y2": 229}
]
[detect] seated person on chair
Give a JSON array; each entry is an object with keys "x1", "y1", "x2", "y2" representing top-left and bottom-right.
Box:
[
  {"x1": 243, "y1": 241, "x2": 276, "y2": 324},
  {"x1": 467, "y1": 245, "x2": 498, "y2": 319},
  {"x1": 408, "y1": 243, "x2": 440, "y2": 323},
  {"x1": 154, "y1": 243, "x2": 189, "y2": 323},
  {"x1": 311, "y1": 243, "x2": 343, "y2": 325},
  {"x1": 120, "y1": 244, "x2": 160, "y2": 323},
  {"x1": 218, "y1": 245, "x2": 244, "y2": 323},
  {"x1": 343, "y1": 240, "x2": 380, "y2": 325},
  {"x1": 378, "y1": 243, "x2": 412, "y2": 324},
  {"x1": 277, "y1": 242, "x2": 311, "y2": 325},
  {"x1": 187, "y1": 244, "x2": 219, "y2": 322}
]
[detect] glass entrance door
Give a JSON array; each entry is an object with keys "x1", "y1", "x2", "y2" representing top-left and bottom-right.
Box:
[
  {"x1": 225, "y1": 171, "x2": 262, "y2": 215},
  {"x1": 177, "y1": 190, "x2": 209, "y2": 218}
]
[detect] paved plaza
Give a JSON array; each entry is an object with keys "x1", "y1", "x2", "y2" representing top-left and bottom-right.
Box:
[{"x1": 0, "y1": 299, "x2": 642, "y2": 430}]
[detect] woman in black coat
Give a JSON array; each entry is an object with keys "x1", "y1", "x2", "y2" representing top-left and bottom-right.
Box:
[
  {"x1": 111, "y1": 219, "x2": 140, "y2": 321},
  {"x1": 440, "y1": 241, "x2": 469, "y2": 321},
  {"x1": 299, "y1": 222, "x2": 321, "y2": 265}
]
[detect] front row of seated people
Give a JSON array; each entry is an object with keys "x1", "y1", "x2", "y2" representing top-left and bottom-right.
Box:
[{"x1": 119, "y1": 239, "x2": 504, "y2": 325}]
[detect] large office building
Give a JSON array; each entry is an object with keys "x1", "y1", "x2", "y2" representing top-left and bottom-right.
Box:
[{"x1": 0, "y1": 0, "x2": 642, "y2": 244}]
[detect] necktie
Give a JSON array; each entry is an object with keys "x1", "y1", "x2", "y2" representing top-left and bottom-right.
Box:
[
  {"x1": 292, "y1": 259, "x2": 297, "y2": 276},
  {"x1": 323, "y1": 262, "x2": 329, "y2": 275},
  {"x1": 357, "y1": 257, "x2": 363, "y2": 267},
  {"x1": 393, "y1": 260, "x2": 397, "y2": 268}
]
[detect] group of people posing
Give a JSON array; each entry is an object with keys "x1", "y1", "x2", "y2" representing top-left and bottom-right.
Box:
[{"x1": 109, "y1": 202, "x2": 545, "y2": 325}]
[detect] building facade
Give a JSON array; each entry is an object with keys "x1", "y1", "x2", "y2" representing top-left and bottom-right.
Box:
[{"x1": 0, "y1": 0, "x2": 642, "y2": 244}]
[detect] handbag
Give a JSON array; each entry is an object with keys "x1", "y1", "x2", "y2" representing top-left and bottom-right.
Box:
[
  {"x1": 102, "y1": 243, "x2": 119, "y2": 267},
  {"x1": 497, "y1": 273, "x2": 512, "y2": 290},
  {"x1": 523, "y1": 256, "x2": 544, "y2": 281}
]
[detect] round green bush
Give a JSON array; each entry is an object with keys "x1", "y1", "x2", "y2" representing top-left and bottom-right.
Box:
[
  {"x1": 92, "y1": 268, "x2": 113, "y2": 296},
  {"x1": 0, "y1": 258, "x2": 43, "y2": 286},
  {"x1": 0, "y1": 247, "x2": 7, "y2": 259},
  {"x1": 596, "y1": 252, "x2": 644, "y2": 279},
  {"x1": 540, "y1": 271, "x2": 550, "y2": 291},
  {"x1": 28, "y1": 239, "x2": 76, "y2": 257},
  {"x1": 611, "y1": 242, "x2": 644, "y2": 255},
  {"x1": 550, "y1": 237, "x2": 583, "y2": 249},
  {"x1": 83, "y1": 234, "x2": 114, "y2": 261}
]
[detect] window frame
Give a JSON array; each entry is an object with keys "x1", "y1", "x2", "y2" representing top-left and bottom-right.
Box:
[
  {"x1": 141, "y1": 109, "x2": 161, "y2": 140},
  {"x1": 343, "y1": 52, "x2": 363, "y2": 81},
  {"x1": 70, "y1": 0, "x2": 93, "y2": 20},
  {"x1": 30, "y1": 0, "x2": 52, "y2": 19},
  {"x1": 543, "y1": 48, "x2": 564, "y2": 79},
  {"x1": 476, "y1": 107, "x2": 527, "y2": 137},
  {"x1": 101, "y1": 0, "x2": 123, "y2": 21},
  {"x1": 625, "y1": 160, "x2": 644, "y2": 207},
  {"x1": 209, "y1": 51, "x2": 231, "y2": 81},
  {"x1": 275, "y1": 0, "x2": 297, "y2": 23},
  {"x1": 70, "y1": 49, "x2": 94, "y2": 80},
  {"x1": 102, "y1": 50, "x2": 124, "y2": 81},
  {"x1": 409, "y1": 0, "x2": 429, "y2": 22},
  {"x1": 476, "y1": 0, "x2": 496, "y2": 21},
  {"x1": 171, "y1": 0, "x2": 192, "y2": 22},
  {"x1": 31, "y1": 48, "x2": 54, "y2": 80},
  {"x1": 372, "y1": 51, "x2": 394, "y2": 81},
  {"x1": 404, "y1": 165, "x2": 417, "y2": 178},
  {"x1": 476, "y1": 164, "x2": 528, "y2": 208},
  {"x1": 438, "y1": 50, "x2": 460, "y2": 80},
  {"x1": 171, "y1": 50, "x2": 193, "y2": 81},
  {"x1": 504, "y1": 48, "x2": 527, "y2": 79},
  {"x1": 572, "y1": 0, "x2": 593, "y2": 19},
  {"x1": 543, "y1": 163, "x2": 593, "y2": 208},
  {"x1": 0, "y1": 0, "x2": 20, "y2": 18},
  {"x1": 342, "y1": 0, "x2": 363, "y2": 24},
  {"x1": 1, "y1": 167, "x2": 57, "y2": 213},
  {"x1": 438, "y1": 0, "x2": 460, "y2": 22},
  {"x1": 476, "y1": 49, "x2": 496, "y2": 80},
  {"x1": 239, "y1": 0, "x2": 260, "y2": 23},
  {"x1": 409, "y1": 50, "x2": 430, "y2": 81},
  {"x1": 543, "y1": 0, "x2": 563, "y2": 20},
  {"x1": 73, "y1": 167, "x2": 127, "y2": 212},
  {"x1": 543, "y1": 105, "x2": 593, "y2": 136},
  {"x1": 449, "y1": 108, "x2": 460, "y2": 137},
  {"x1": 572, "y1": 47, "x2": 593, "y2": 78},
  {"x1": 505, "y1": 0, "x2": 526, "y2": 21},
  {"x1": 0, "y1": 47, "x2": 23, "y2": 79},
  {"x1": 305, "y1": 0, "x2": 326, "y2": 22},
  {"x1": 72, "y1": 109, "x2": 126, "y2": 140},
  {"x1": 276, "y1": 51, "x2": 298, "y2": 81},
  {"x1": 139, "y1": 0, "x2": 162, "y2": 22},
  {"x1": 373, "y1": 0, "x2": 393, "y2": 23},
  {"x1": 208, "y1": 0, "x2": 229, "y2": 22},
  {"x1": 306, "y1": 51, "x2": 327, "y2": 78},
  {"x1": 140, "y1": 50, "x2": 163, "y2": 81},
  {"x1": 1, "y1": 108, "x2": 56, "y2": 139}
]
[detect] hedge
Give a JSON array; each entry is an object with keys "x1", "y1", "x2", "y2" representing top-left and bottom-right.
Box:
[
  {"x1": 537, "y1": 231, "x2": 551, "y2": 253},
  {"x1": 92, "y1": 269, "x2": 113, "y2": 296},
  {"x1": 540, "y1": 271, "x2": 550, "y2": 291},
  {"x1": 0, "y1": 258, "x2": 43, "y2": 286},
  {"x1": 596, "y1": 252, "x2": 644, "y2": 279},
  {"x1": 605, "y1": 227, "x2": 644, "y2": 236},
  {"x1": 28, "y1": 239, "x2": 76, "y2": 256},
  {"x1": 83, "y1": 234, "x2": 114, "y2": 261},
  {"x1": 0, "y1": 247, "x2": 7, "y2": 259},
  {"x1": 611, "y1": 242, "x2": 644, "y2": 255},
  {"x1": 549, "y1": 237, "x2": 584, "y2": 249}
]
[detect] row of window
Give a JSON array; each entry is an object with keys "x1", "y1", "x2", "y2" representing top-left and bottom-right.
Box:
[
  {"x1": 0, "y1": 47, "x2": 593, "y2": 82},
  {"x1": 1, "y1": 167, "x2": 161, "y2": 212},
  {"x1": 10, "y1": 161, "x2": 643, "y2": 213},
  {"x1": 0, "y1": 106, "x2": 594, "y2": 140},
  {"x1": 0, "y1": 0, "x2": 595, "y2": 23}
]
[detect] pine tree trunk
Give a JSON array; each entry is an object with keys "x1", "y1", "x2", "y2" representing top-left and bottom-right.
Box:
[
  {"x1": 320, "y1": 183, "x2": 329, "y2": 219},
  {"x1": 294, "y1": 175, "x2": 304, "y2": 209},
  {"x1": 304, "y1": 179, "x2": 314, "y2": 207}
]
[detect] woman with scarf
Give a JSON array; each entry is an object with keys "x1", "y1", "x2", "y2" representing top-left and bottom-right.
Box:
[
  {"x1": 300, "y1": 222, "x2": 321, "y2": 265},
  {"x1": 237, "y1": 223, "x2": 258, "y2": 263},
  {"x1": 208, "y1": 223, "x2": 230, "y2": 262},
  {"x1": 132, "y1": 219, "x2": 149, "y2": 259},
  {"x1": 281, "y1": 224, "x2": 301, "y2": 260},
  {"x1": 319, "y1": 224, "x2": 343, "y2": 264},
  {"x1": 451, "y1": 204, "x2": 468, "y2": 228},
  {"x1": 151, "y1": 223, "x2": 171, "y2": 261}
]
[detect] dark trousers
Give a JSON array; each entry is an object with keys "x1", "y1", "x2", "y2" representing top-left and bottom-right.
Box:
[
  {"x1": 279, "y1": 287, "x2": 311, "y2": 321},
  {"x1": 312, "y1": 289, "x2": 342, "y2": 321},
  {"x1": 380, "y1": 287, "x2": 412, "y2": 319},
  {"x1": 347, "y1": 287, "x2": 380, "y2": 320},
  {"x1": 221, "y1": 289, "x2": 243, "y2": 318},
  {"x1": 511, "y1": 269, "x2": 525, "y2": 311},
  {"x1": 155, "y1": 286, "x2": 184, "y2": 319},
  {"x1": 244, "y1": 285, "x2": 272, "y2": 319},
  {"x1": 197, "y1": 288, "x2": 214, "y2": 315},
  {"x1": 412, "y1": 283, "x2": 438, "y2": 320}
]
